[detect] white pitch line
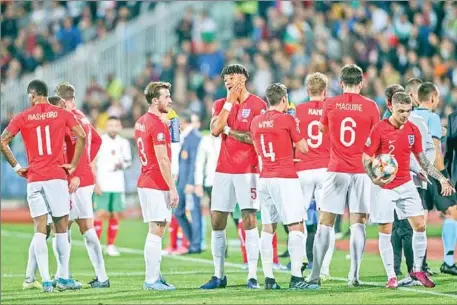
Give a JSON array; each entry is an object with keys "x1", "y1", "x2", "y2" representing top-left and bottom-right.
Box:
[{"x1": 2, "y1": 230, "x2": 457, "y2": 300}]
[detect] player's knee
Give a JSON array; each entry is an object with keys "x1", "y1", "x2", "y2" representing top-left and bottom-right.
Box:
[
  {"x1": 149, "y1": 221, "x2": 167, "y2": 237},
  {"x1": 378, "y1": 223, "x2": 392, "y2": 234},
  {"x1": 211, "y1": 212, "x2": 228, "y2": 230},
  {"x1": 111, "y1": 212, "x2": 120, "y2": 220},
  {"x1": 319, "y1": 212, "x2": 335, "y2": 226},
  {"x1": 287, "y1": 221, "x2": 304, "y2": 232},
  {"x1": 241, "y1": 209, "x2": 257, "y2": 230},
  {"x1": 33, "y1": 214, "x2": 49, "y2": 234},
  {"x1": 77, "y1": 219, "x2": 93, "y2": 235},
  {"x1": 350, "y1": 213, "x2": 367, "y2": 225},
  {"x1": 262, "y1": 223, "x2": 275, "y2": 234},
  {"x1": 53, "y1": 215, "x2": 69, "y2": 233}
]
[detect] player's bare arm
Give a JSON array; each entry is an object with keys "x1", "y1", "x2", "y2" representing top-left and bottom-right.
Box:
[
  {"x1": 0, "y1": 130, "x2": 18, "y2": 167},
  {"x1": 154, "y1": 144, "x2": 179, "y2": 208},
  {"x1": 432, "y1": 138, "x2": 446, "y2": 170},
  {"x1": 417, "y1": 152, "x2": 455, "y2": 195},
  {"x1": 295, "y1": 138, "x2": 309, "y2": 154},
  {"x1": 61, "y1": 124, "x2": 86, "y2": 175},
  {"x1": 226, "y1": 129, "x2": 253, "y2": 144}
]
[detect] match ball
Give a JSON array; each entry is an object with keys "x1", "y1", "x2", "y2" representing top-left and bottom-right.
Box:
[{"x1": 372, "y1": 154, "x2": 398, "y2": 179}]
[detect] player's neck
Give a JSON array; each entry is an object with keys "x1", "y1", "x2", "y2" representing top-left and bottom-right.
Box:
[
  {"x1": 309, "y1": 96, "x2": 324, "y2": 102},
  {"x1": 147, "y1": 106, "x2": 161, "y2": 116},
  {"x1": 388, "y1": 116, "x2": 403, "y2": 129},
  {"x1": 343, "y1": 88, "x2": 360, "y2": 94},
  {"x1": 418, "y1": 102, "x2": 432, "y2": 110},
  {"x1": 269, "y1": 106, "x2": 284, "y2": 113},
  {"x1": 34, "y1": 97, "x2": 49, "y2": 105},
  {"x1": 239, "y1": 89, "x2": 250, "y2": 103}
]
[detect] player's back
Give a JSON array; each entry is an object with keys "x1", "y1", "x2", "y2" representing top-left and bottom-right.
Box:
[
  {"x1": 295, "y1": 100, "x2": 330, "y2": 171},
  {"x1": 134, "y1": 112, "x2": 171, "y2": 190},
  {"x1": 322, "y1": 93, "x2": 379, "y2": 173},
  {"x1": 251, "y1": 110, "x2": 298, "y2": 178},
  {"x1": 11, "y1": 103, "x2": 77, "y2": 182}
]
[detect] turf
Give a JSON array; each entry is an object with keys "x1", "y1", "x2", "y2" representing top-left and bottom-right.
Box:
[{"x1": 2, "y1": 219, "x2": 457, "y2": 304}]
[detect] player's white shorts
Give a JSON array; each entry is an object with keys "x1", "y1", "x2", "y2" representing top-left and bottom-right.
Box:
[
  {"x1": 211, "y1": 173, "x2": 259, "y2": 212},
  {"x1": 259, "y1": 178, "x2": 307, "y2": 225},
  {"x1": 69, "y1": 185, "x2": 95, "y2": 221},
  {"x1": 27, "y1": 179, "x2": 70, "y2": 219},
  {"x1": 319, "y1": 172, "x2": 371, "y2": 215},
  {"x1": 138, "y1": 188, "x2": 171, "y2": 223},
  {"x1": 370, "y1": 180, "x2": 424, "y2": 224},
  {"x1": 298, "y1": 168, "x2": 327, "y2": 210}
]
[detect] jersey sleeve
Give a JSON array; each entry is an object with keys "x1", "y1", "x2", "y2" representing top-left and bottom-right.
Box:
[
  {"x1": 320, "y1": 100, "x2": 330, "y2": 127},
  {"x1": 5, "y1": 113, "x2": 23, "y2": 136},
  {"x1": 412, "y1": 125, "x2": 423, "y2": 155},
  {"x1": 64, "y1": 110, "x2": 80, "y2": 130},
  {"x1": 286, "y1": 115, "x2": 302, "y2": 143},
  {"x1": 371, "y1": 103, "x2": 381, "y2": 127},
  {"x1": 256, "y1": 100, "x2": 267, "y2": 116},
  {"x1": 151, "y1": 123, "x2": 168, "y2": 145},
  {"x1": 363, "y1": 124, "x2": 381, "y2": 157},
  {"x1": 429, "y1": 113, "x2": 442, "y2": 140},
  {"x1": 212, "y1": 99, "x2": 224, "y2": 117}
]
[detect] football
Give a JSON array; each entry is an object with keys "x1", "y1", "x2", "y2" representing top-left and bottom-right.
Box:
[{"x1": 371, "y1": 154, "x2": 399, "y2": 179}]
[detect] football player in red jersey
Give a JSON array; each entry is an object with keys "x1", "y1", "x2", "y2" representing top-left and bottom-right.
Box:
[
  {"x1": 307, "y1": 65, "x2": 380, "y2": 288},
  {"x1": 295, "y1": 73, "x2": 334, "y2": 279},
  {"x1": 53, "y1": 82, "x2": 109, "y2": 288},
  {"x1": 251, "y1": 83, "x2": 314, "y2": 290},
  {"x1": 1, "y1": 80, "x2": 86, "y2": 292},
  {"x1": 201, "y1": 64, "x2": 267, "y2": 290},
  {"x1": 134, "y1": 81, "x2": 178, "y2": 290},
  {"x1": 363, "y1": 92, "x2": 454, "y2": 288}
]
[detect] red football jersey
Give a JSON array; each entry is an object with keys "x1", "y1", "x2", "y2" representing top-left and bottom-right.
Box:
[
  {"x1": 251, "y1": 110, "x2": 303, "y2": 178},
  {"x1": 134, "y1": 112, "x2": 172, "y2": 190},
  {"x1": 321, "y1": 93, "x2": 380, "y2": 173},
  {"x1": 295, "y1": 100, "x2": 330, "y2": 171},
  {"x1": 364, "y1": 119, "x2": 423, "y2": 189},
  {"x1": 6, "y1": 103, "x2": 79, "y2": 182},
  {"x1": 212, "y1": 94, "x2": 267, "y2": 174},
  {"x1": 64, "y1": 109, "x2": 102, "y2": 187}
]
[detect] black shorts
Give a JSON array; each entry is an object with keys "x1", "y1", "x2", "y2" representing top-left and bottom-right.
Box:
[{"x1": 424, "y1": 177, "x2": 457, "y2": 212}]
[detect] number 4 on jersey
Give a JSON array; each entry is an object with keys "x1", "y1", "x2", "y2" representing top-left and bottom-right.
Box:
[{"x1": 260, "y1": 134, "x2": 275, "y2": 162}]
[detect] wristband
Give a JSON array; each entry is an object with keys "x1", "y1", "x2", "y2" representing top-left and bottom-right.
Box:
[
  {"x1": 223, "y1": 102, "x2": 233, "y2": 112},
  {"x1": 13, "y1": 163, "x2": 22, "y2": 172},
  {"x1": 223, "y1": 126, "x2": 231, "y2": 135}
]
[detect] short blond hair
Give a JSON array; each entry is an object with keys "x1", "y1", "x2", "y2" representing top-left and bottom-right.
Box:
[
  {"x1": 144, "y1": 81, "x2": 171, "y2": 104},
  {"x1": 55, "y1": 82, "x2": 75, "y2": 100},
  {"x1": 306, "y1": 72, "x2": 328, "y2": 96}
]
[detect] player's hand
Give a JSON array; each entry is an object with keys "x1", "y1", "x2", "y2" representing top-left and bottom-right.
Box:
[
  {"x1": 185, "y1": 184, "x2": 194, "y2": 194},
  {"x1": 226, "y1": 82, "x2": 243, "y2": 103},
  {"x1": 16, "y1": 167, "x2": 28, "y2": 178},
  {"x1": 69, "y1": 177, "x2": 80, "y2": 194},
  {"x1": 418, "y1": 169, "x2": 432, "y2": 185},
  {"x1": 372, "y1": 174, "x2": 395, "y2": 187},
  {"x1": 194, "y1": 185, "x2": 204, "y2": 198},
  {"x1": 439, "y1": 179, "x2": 455, "y2": 196},
  {"x1": 169, "y1": 188, "x2": 179, "y2": 209},
  {"x1": 94, "y1": 183, "x2": 102, "y2": 196},
  {"x1": 59, "y1": 163, "x2": 76, "y2": 175}
]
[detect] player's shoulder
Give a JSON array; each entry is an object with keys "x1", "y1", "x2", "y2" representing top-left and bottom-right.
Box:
[
  {"x1": 248, "y1": 94, "x2": 267, "y2": 106},
  {"x1": 373, "y1": 118, "x2": 388, "y2": 130}
]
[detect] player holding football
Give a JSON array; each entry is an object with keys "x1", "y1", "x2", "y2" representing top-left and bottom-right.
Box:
[
  {"x1": 295, "y1": 72, "x2": 333, "y2": 279},
  {"x1": 1, "y1": 80, "x2": 86, "y2": 292},
  {"x1": 307, "y1": 64, "x2": 380, "y2": 288},
  {"x1": 134, "y1": 81, "x2": 178, "y2": 290},
  {"x1": 201, "y1": 64, "x2": 267, "y2": 289},
  {"x1": 54, "y1": 82, "x2": 110, "y2": 288},
  {"x1": 251, "y1": 83, "x2": 311, "y2": 290},
  {"x1": 362, "y1": 91, "x2": 454, "y2": 288}
]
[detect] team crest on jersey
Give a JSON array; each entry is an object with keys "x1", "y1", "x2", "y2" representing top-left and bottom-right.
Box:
[
  {"x1": 241, "y1": 109, "x2": 251, "y2": 118},
  {"x1": 157, "y1": 132, "x2": 165, "y2": 141},
  {"x1": 365, "y1": 137, "x2": 371, "y2": 147},
  {"x1": 408, "y1": 134, "x2": 415, "y2": 145}
]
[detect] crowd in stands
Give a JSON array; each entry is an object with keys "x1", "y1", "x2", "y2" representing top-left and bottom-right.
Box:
[
  {"x1": 2, "y1": 1, "x2": 457, "y2": 131},
  {"x1": 1, "y1": 1, "x2": 157, "y2": 84}
]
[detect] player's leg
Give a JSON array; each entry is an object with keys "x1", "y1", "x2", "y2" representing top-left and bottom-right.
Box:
[
  {"x1": 391, "y1": 212, "x2": 403, "y2": 276},
  {"x1": 200, "y1": 173, "x2": 235, "y2": 289},
  {"x1": 235, "y1": 173, "x2": 260, "y2": 288},
  {"x1": 298, "y1": 170, "x2": 317, "y2": 270},
  {"x1": 106, "y1": 193, "x2": 124, "y2": 256},
  {"x1": 400, "y1": 182, "x2": 435, "y2": 288},
  {"x1": 440, "y1": 203, "x2": 457, "y2": 275},
  {"x1": 74, "y1": 185, "x2": 110, "y2": 288},
  {"x1": 189, "y1": 193, "x2": 202, "y2": 253},
  {"x1": 233, "y1": 204, "x2": 247, "y2": 265},
  {"x1": 347, "y1": 174, "x2": 371, "y2": 285},
  {"x1": 308, "y1": 172, "x2": 350, "y2": 284},
  {"x1": 258, "y1": 178, "x2": 280, "y2": 289},
  {"x1": 370, "y1": 184, "x2": 397, "y2": 288},
  {"x1": 94, "y1": 192, "x2": 111, "y2": 240},
  {"x1": 138, "y1": 188, "x2": 175, "y2": 290},
  {"x1": 174, "y1": 187, "x2": 192, "y2": 252}
]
